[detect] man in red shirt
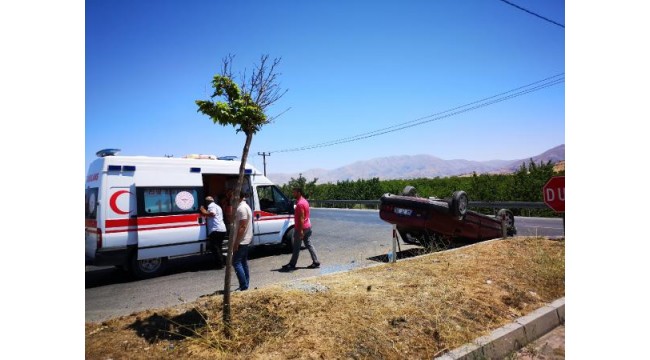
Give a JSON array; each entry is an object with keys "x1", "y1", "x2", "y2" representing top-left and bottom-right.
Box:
[{"x1": 282, "y1": 187, "x2": 320, "y2": 271}]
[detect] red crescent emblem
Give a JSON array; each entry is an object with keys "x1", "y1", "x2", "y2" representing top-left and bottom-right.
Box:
[{"x1": 110, "y1": 190, "x2": 132, "y2": 215}]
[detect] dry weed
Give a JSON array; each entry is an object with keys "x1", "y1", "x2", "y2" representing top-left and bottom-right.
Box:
[{"x1": 85, "y1": 237, "x2": 564, "y2": 359}]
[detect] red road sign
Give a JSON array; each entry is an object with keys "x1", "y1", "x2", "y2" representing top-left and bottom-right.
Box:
[{"x1": 543, "y1": 176, "x2": 565, "y2": 213}]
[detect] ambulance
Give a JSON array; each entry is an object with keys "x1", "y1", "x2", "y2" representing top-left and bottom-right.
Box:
[{"x1": 85, "y1": 149, "x2": 295, "y2": 279}]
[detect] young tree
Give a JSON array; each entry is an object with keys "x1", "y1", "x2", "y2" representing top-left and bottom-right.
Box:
[{"x1": 195, "y1": 54, "x2": 287, "y2": 334}]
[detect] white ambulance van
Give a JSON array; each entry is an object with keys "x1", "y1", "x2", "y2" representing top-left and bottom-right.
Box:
[{"x1": 85, "y1": 149, "x2": 295, "y2": 279}]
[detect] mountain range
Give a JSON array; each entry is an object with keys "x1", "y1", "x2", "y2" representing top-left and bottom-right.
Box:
[{"x1": 268, "y1": 144, "x2": 565, "y2": 185}]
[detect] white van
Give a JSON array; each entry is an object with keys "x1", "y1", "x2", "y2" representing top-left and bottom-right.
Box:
[{"x1": 85, "y1": 149, "x2": 295, "y2": 279}]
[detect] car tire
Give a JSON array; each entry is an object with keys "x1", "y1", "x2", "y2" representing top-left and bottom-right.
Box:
[
  {"x1": 496, "y1": 209, "x2": 516, "y2": 236},
  {"x1": 401, "y1": 186, "x2": 417, "y2": 197},
  {"x1": 451, "y1": 191, "x2": 469, "y2": 217},
  {"x1": 130, "y1": 255, "x2": 167, "y2": 280},
  {"x1": 282, "y1": 228, "x2": 294, "y2": 254}
]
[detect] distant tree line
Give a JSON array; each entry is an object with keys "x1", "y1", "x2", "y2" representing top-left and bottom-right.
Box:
[{"x1": 280, "y1": 160, "x2": 564, "y2": 217}]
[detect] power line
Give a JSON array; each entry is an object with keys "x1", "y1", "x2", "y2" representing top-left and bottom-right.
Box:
[
  {"x1": 269, "y1": 73, "x2": 564, "y2": 153},
  {"x1": 278, "y1": 79, "x2": 563, "y2": 152},
  {"x1": 498, "y1": 0, "x2": 565, "y2": 28},
  {"x1": 278, "y1": 73, "x2": 563, "y2": 151},
  {"x1": 271, "y1": 75, "x2": 564, "y2": 153}
]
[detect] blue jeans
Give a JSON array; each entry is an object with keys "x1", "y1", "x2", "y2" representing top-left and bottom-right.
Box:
[{"x1": 233, "y1": 244, "x2": 250, "y2": 290}]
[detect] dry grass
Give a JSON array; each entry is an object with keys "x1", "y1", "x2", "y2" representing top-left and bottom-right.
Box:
[{"x1": 85, "y1": 237, "x2": 565, "y2": 359}]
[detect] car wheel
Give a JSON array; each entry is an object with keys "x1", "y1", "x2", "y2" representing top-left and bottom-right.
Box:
[
  {"x1": 496, "y1": 209, "x2": 516, "y2": 236},
  {"x1": 451, "y1": 191, "x2": 468, "y2": 217},
  {"x1": 401, "y1": 186, "x2": 417, "y2": 197},
  {"x1": 130, "y1": 255, "x2": 167, "y2": 280},
  {"x1": 282, "y1": 228, "x2": 294, "y2": 253}
]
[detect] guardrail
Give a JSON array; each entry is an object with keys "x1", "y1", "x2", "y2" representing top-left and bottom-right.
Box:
[{"x1": 310, "y1": 199, "x2": 547, "y2": 210}]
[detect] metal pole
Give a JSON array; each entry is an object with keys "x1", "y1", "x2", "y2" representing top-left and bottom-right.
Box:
[
  {"x1": 392, "y1": 225, "x2": 398, "y2": 263},
  {"x1": 257, "y1": 152, "x2": 270, "y2": 176}
]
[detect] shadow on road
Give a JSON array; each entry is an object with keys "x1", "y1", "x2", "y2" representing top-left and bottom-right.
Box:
[
  {"x1": 367, "y1": 248, "x2": 427, "y2": 263},
  {"x1": 85, "y1": 244, "x2": 290, "y2": 289},
  {"x1": 367, "y1": 239, "x2": 482, "y2": 263}
]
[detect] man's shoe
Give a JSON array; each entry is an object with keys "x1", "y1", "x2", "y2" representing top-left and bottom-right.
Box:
[
  {"x1": 307, "y1": 262, "x2": 320, "y2": 269},
  {"x1": 281, "y1": 264, "x2": 296, "y2": 271}
]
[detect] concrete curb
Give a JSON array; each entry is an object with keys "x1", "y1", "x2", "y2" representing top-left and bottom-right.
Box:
[{"x1": 435, "y1": 297, "x2": 565, "y2": 360}]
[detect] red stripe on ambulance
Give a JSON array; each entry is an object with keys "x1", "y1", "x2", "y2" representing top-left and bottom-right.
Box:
[
  {"x1": 106, "y1": 214, "x2": 200, "y2": 228},
  {"x1": 105, "y1": 223, "x2": 199, "y2": 234}
]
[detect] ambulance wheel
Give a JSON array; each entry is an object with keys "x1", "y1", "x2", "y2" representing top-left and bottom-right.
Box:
[
  {"x1": 130, "y1": 256, "x2": 167, "y2": 279},
  {"x1": 282, "y1": 228, "x2": 294, "y2": 254}
]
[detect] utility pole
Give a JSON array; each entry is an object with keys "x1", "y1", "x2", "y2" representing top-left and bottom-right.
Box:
[{"x1": 258, "y1": 152, "x2": 270, "y2": 176}]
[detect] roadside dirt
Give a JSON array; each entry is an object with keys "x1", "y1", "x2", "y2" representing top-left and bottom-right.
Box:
[{"x1": 85, "y1": 237, "x2": 565, "y2": 359}]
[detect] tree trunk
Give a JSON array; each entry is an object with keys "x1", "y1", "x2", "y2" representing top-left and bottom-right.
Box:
[{"x1": 223, "y1": 131, "x2": 254, "y2": 337}]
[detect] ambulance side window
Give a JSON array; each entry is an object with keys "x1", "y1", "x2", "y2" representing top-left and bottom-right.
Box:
[
  {"x1": 136, "y1": 187, "x2": 202, "y2": 216},
  {"x1": 85, "y1": 187, "x2": 99, "y2": 219},
  {"x1": 144, "y1": 189, "x2": 172, "y2": 213}
]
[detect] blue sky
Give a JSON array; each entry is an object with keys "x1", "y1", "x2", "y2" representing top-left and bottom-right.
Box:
[
  {"x1": 86, "y1": 0, "x2": 565, "y2": 175},
  {"x1": 7, "y1": 2, "x2": 650, "y2": 356}
]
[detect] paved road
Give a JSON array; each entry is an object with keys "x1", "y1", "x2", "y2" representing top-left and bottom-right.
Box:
[
  {"x1": 86, "y1": 208, "x2": 418, "y2": 322},
  {"x1": 512, "y1": 216, "x2": 564, "y2": 238},
  {"x1": 85, "y1": 209, "x2": 564, "y2": 323}
]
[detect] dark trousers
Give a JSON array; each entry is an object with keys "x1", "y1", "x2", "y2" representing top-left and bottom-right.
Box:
[
  {"x1": 289, "y1": 228, "x2": 319, "y2": 267},
  {"x1": 208, "y1": 231, "x2": 226, "y2": 268}
]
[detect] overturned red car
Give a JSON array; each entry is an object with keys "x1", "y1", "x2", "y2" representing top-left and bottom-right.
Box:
[{"x1": 379, "y1": 186, "x2": 516, "y2": 248}]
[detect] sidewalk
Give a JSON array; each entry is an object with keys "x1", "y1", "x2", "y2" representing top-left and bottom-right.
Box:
[{"x1": 510, "y1": 324, "x2": 565, "y2": 359}]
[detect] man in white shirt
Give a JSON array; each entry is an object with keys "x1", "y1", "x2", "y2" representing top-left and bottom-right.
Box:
[
  {"x1": 200, "y1": 196, "x2": 227, "y2": 269},
  {"x1": 232, "y1": 191, "x2": 253, "y2": 290}
]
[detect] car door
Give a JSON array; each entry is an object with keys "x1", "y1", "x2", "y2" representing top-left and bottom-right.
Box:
[
  {"x1": 254, "y1": 185, "x2": 293, "y2": 245},
  {"x1": 134, "y1": 172, "x2": 206, "y2": 260}
]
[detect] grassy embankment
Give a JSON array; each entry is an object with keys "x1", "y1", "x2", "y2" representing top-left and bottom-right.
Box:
[{"x1": 86, "y1": 237, "x2": 565, "y2": 359}]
